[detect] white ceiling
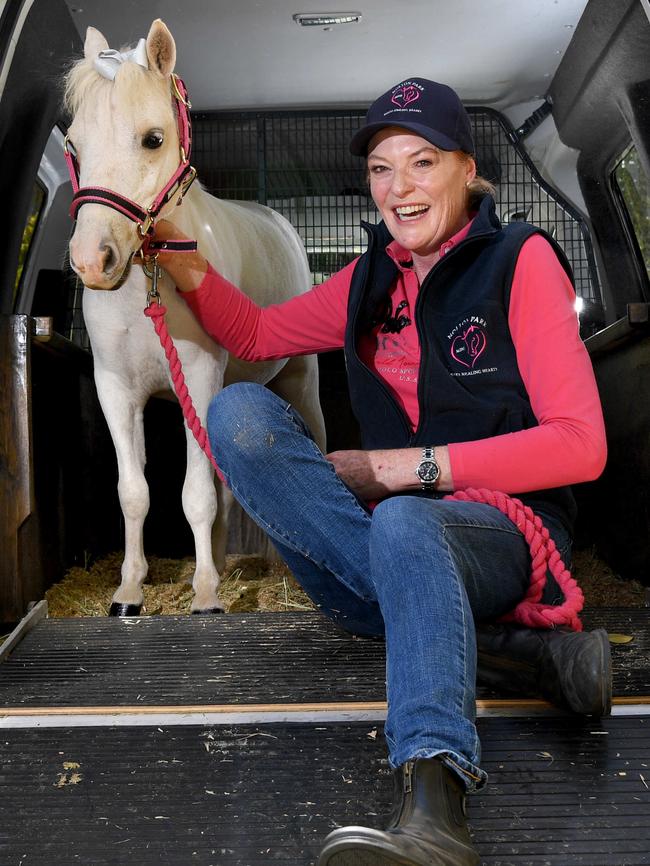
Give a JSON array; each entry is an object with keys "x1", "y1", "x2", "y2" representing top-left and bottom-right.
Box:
[{"x1": 63, "y1": 0, "x2": 588, "y2": 112}]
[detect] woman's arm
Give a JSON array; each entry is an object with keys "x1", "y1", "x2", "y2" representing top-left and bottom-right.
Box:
[
  {"x1": 326, "y1": 446, "x2": 454, "y2": 500},
  {"x1": 447, "y1": 233, "x2": 607, "y2": 492},
  {"x1": 150, "y1": 219, "x2": 354, "y2": 361}
]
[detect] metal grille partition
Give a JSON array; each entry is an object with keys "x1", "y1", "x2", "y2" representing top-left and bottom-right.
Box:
[
  {"x1": 64, "y1": 106, "x2": 603, "y2": 346},
  {"x1": 191, "y1": 107, "x2": 603, "y2": 330},
  {"x1": 191, "y1": 110, "x2": 374, "y2": 285}
]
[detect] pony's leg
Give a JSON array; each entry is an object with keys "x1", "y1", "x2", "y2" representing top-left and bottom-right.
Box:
[
  {"x1": 268, "y1": 354, "x2": 327, "y2": 451},
  {"x1": 182, "y1": 428, "x2": 223, "y2": 613},
  {"x1": 95, "y1": 373, "x2": 150, "y2": 612},
  {"x1": 213, "y1": 479, "x2": 234, "y2": 575}
]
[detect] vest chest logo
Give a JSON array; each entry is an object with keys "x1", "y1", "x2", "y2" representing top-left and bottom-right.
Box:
[
  {"x1": 447, "y1": 316, "x2": 497, "y2": 377},
  {"x1": 451, "y1": 324, "x2": 486, "y2": 368}
]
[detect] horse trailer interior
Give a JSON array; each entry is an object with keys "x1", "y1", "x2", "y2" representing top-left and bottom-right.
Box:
[{"x1": 0, "y1": 0, "x2": 649, "y2": 863}]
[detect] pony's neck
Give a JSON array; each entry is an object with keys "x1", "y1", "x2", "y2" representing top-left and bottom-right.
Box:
[
  {"x1": 166, "y1": 183, "x2": 205, "y2": 233},
  {"x1": 169, "y1": 182, "x2": 230, "y2": 276}
]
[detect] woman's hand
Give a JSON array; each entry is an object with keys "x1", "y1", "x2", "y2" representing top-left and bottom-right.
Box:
[
  {"x1": 145, "y1": 218, "x2": 209, "y2": 292},
  {"x1": 326, "y1": 446, "x2": 453, "y2": 500}
]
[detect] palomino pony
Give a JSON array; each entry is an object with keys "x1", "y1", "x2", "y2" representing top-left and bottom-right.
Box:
[{"x1": 64, "y1": 20, "x2": 325, "y2": 615}]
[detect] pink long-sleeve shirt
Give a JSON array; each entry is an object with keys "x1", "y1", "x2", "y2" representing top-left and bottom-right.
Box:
[{"x1": 182, "y1": 226, "x2": 607, "y2": 495}]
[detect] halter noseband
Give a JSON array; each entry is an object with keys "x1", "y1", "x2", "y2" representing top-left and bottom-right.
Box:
[{"x1": 64, "y1": 72, "x2": 198, "y2": 255}]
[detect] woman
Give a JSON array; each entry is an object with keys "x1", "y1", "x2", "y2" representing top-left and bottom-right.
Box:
[{"x1": 151, "y1": 78, "x2": 609, "y2": 866}]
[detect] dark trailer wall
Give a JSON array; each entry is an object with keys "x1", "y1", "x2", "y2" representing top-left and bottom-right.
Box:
[
  {"x1": 0, "y1": 0, "x2": 119, "y2": 626},
  {"x1": 550, "y1": 0, "x2": 650, "y2": 582}
]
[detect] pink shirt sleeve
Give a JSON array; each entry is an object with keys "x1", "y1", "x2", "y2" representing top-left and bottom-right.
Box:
[
  {"x1": 448, "y1": 234, "x2": 607, "y2": 493},
  {"x1": 181, "y1": 258, "x2": 359, "y2": 360}
]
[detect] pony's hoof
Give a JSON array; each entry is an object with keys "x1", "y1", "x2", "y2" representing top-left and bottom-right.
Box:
[
  {"x1": 109, "y1": 602, "x2": 143, "y2": 617},
  {"x1": 191, "y1": 606, "x2": 225, "y2": 615}
]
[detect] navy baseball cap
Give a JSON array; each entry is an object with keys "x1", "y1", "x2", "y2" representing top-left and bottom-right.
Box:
[{"x1": 349, "y1": 77, "x2": 474, "y2": 157}]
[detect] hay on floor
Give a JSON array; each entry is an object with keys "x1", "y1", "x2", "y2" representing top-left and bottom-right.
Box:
[
  {"x1": 45, "y1": 553, "x2": 314, "y2": 617},
  {"x1": 44, "y1": 546, "x2": 646, "y2": 618}
]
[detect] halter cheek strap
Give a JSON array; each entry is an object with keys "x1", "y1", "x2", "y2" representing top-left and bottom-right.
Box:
[{"x1": 65, "y1": 73, "x2": 198, "y2": 254}]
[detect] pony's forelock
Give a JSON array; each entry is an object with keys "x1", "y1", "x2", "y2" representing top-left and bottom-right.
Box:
[
  {"x1": 64, "y1": 52, "x2": 172, "y2": 121},
  {"x1": 63, "y1": 57, "x2": 109, "y2": 117}
]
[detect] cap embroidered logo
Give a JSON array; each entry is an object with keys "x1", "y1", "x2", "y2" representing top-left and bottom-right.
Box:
[{"x1": 390, "y1": 84, "x2": 421, "y2": 110}]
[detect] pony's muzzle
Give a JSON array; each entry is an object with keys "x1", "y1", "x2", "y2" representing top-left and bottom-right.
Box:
[{"x1": 69, "y1": 236, "x2": 126, "y2": 290}]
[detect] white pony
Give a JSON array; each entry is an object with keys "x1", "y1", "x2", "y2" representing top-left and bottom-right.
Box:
[{"x1": 65, "y1": 19, "x2": 325, "y2": 615}]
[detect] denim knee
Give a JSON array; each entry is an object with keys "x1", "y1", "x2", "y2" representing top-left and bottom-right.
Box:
[
  {"x1": 207, "y1": 382, "x2": 277, "y2": 467},
  {"x1": 371, "y1": 495, "x2": 442, "y2": 547},
  {"x1": 369, "y1": 495, "x2": 445, "y2": 579}
]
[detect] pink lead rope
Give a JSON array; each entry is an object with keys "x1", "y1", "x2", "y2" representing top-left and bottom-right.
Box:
[
  {"x1": 143, "y1": 276, "x2": 226, "y2": 487},
  {"x1": 447, "y1": 489, "x2": 583, "y2": 630}
]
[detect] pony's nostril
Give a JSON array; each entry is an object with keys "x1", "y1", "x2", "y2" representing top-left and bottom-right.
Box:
[{"x1": 101, "y1": 243, "x2": 117, "y2": 273}]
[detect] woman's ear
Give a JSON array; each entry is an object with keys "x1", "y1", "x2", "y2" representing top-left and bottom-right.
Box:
[
  {"x1": 146, "y1": 19, "x2": 176, "y2": 78},
  {"x1": 465, "y1": 156, "x2": 477, "y2": 186}
]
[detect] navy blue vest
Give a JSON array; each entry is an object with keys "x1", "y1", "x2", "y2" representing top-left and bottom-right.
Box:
[{"x1": 344, "y1": 195, "x2": 577, "y2": 531}]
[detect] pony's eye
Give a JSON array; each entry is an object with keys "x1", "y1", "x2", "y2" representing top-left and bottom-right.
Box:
[{"x1": 142, "y1": 131, "x2": 164, "y2": 149}]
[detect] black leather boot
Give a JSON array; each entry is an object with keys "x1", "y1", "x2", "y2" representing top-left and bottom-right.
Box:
[
  {"x1": 476, "y1": 624, "x2": 612, "y2": 716},
  {"x1": 317, "y1": 756, "x2": 480, "y2": 866}
]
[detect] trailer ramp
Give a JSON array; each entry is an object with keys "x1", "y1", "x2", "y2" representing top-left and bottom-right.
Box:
[{"x1": 1, "y1": 607, "x2": 648, "y2": 865}]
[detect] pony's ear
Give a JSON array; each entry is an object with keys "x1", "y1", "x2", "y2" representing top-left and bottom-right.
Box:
[
  {"x1": 84, "y1": 27, "x2": 109, "y2": 61},
  {"x1": 146, "y1": 19, "x2": 176, "y2": 78}
]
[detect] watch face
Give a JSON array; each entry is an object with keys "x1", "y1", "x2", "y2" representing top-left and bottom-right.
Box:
[{"x1": 417, "y1": 460, "x2": 440, "y2": 483}]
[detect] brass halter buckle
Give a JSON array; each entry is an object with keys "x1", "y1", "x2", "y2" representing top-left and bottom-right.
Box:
[
  {"x1": 171, "y1": 73, "x2": 192, "y2": 109},
  {"x1": 137, "y1": 211, "x2": 155, "y2": 239}
]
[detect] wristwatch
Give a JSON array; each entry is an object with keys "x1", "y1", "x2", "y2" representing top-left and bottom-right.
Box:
[{"x1": 415, "y1": 446, "x2": 440, "y2": 491}]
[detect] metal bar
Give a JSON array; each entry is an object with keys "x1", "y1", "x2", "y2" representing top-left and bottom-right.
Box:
[
  {"x1": 0, "y1": 314, "x2": 34, "y2": 623},
  {"x1": 1, "y1": 696, "x2": 648, "y2": 725},
  {"x1": 584, "y1": 311, "x2": 650, "y2": 357},
  {"x1": 0, "y1": 599, "x2": 48, "y2": 662},
  {"x1": 256, "y1": 113, "x2": 266, "y2": 205}
]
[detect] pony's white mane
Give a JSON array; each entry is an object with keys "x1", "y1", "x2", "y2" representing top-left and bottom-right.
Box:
[{"x1": 64, "y1": 51, "x2": 165, "y2": 118}]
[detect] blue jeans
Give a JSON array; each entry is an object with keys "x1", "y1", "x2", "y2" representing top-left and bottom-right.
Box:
[{"x1": 207, "y1": 383, "x2": 570, "y2": 791}]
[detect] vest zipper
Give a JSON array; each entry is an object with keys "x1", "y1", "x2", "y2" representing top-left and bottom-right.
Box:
[
  {"x1": 354, "y1": 217, "x2": 497, "y2": 447},
  {"x1": 411, "y1": 228, "x2": 496, "y2": 444},
  {"x1": 352, "y1": 225, "x2": 414, "y2": 443}
]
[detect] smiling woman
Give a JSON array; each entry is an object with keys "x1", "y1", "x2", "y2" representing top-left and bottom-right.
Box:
[{"x1": 151, "y1": 74, "x2": 611, "y2": 866}]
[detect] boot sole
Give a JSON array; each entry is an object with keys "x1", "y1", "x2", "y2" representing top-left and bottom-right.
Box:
[
  {"x1": 586, "y1": 627, "x2": 612, "y2": 717},
  {"x1": 319, "y1": 845, "x2": 408, "y2": 866},
  {"x1": 317, "y1": 830, "x2": 480, "y2": 866}
]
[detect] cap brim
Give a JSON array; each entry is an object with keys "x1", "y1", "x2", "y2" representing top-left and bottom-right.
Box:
[{"x1": 349, "y1": 121, "x2": 461, "y2": 156}]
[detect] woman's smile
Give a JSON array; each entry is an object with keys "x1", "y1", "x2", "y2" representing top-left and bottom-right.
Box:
[{"x1": 394, "y1": 204, "x2": 431, "y2": 221}]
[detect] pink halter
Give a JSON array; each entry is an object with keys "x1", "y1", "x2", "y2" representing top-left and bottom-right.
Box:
[{"x1": 64, "y1": 73, "x2": 197, "y2": 256}]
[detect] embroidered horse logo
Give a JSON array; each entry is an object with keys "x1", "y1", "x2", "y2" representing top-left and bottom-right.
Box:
[
  {"x1": 450, "y1": 325, "x2": 487, "y2": 368},
  {"x1": 391, "y1": 85, "x2": 420, "y2": 109},
  {"x1": 381, "y1": 300, "x2": 412, "y2": 334}
]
